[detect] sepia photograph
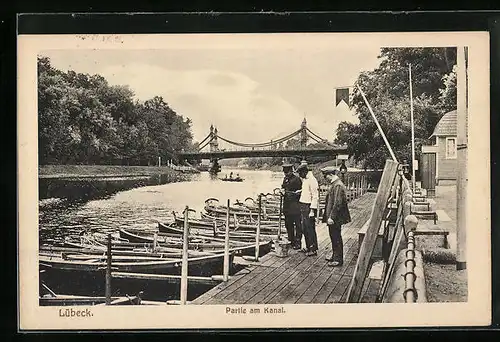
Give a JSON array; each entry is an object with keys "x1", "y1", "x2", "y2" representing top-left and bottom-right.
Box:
[{"x1": 18, "y1": 30, "x2": 491, "y2": 330}]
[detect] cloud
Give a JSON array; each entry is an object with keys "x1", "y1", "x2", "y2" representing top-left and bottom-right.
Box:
[
  {"x1": 205, "y1": 73, "x2": 238, "y2": 87},
  {"x1": 98, "y1": 64, "x2": 304, "y2": 144}
]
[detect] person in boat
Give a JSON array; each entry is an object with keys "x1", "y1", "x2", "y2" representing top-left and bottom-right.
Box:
[
  {"x1": 229, "y1": 172, "x2": 233, "y2": 179},
  {"x1": 296, "y1": 162, "x2": 320, "y2": 256},
  {"x1": 321, "y1": 166, "x2": 351, "y2": 267},
  {"x1": 280, "y1": 163, "x2": 303, "y2": 249}
]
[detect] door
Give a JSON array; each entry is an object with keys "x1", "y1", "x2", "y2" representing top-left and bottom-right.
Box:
[{"x1": 420, "y1": 153, "x2": 436, "y2": 191}]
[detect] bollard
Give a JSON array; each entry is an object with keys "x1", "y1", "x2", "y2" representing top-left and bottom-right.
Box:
[
  {"x1": 223, "y1": 200, "x2": 230, "y2": 281},
  {"x1": 180, "y1": 206, "x2": 190, "y2": 305},
  {"x1": 403, "y1": 201, "x2": 412, "y2": 220},
  {"x1": 105, "y1": 234, "x2": 112, "y2": 305},
  {"x1": 404, "y1": 214, "x2": 419, "y2": 238}
]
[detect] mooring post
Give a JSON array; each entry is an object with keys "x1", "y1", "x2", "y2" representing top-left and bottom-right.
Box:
[
  {"x1": 255, "y1": 194, "x2": 262, "y2": 261},
  {"x1": 153, "y1": 232, "x2": 158, "y2": 253},
  {"x1": 223, "y1": 199, "x2": 231, "y2": 281},
  {"x1": 278, "y1": 193, "x2": 283, "y2": 240},
  {"x1": 213, "y1": 220, "x2": 217, "y2": 238},
  {"x1": 356, "y1": 175, "x2": 361, "y2": 197},
  {"x1": 180, "y1": 206, "x2": 190, "y2": 305},
  {"x1": 105, "y1": 233, "x2": 112, "y2": 305}
]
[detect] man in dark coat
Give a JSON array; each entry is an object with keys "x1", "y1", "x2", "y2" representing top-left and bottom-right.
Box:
[
  {"x1": 281, "y1": 163, "x2": 303, "y2": 249},
  {"x1": 321, "y1": 166, "x2": 351, "y2": 267}
]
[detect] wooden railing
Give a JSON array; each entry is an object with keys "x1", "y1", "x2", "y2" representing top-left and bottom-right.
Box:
[{"x1": 345, "y1": 159, "x2": 440, "y2": 303}]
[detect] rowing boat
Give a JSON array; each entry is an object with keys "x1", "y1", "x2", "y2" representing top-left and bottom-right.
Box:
[
  {"x1": 39, "y1": 250, "x2": 231, "y2": 275},
  {"x1": 121, "y1": 228, "x2": 273, "y2": 257}
]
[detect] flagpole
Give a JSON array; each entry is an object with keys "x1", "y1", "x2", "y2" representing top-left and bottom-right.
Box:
[
  {"x1": 456, "y1": 46, "x2": 467, "y2": 271},
  {"x1": 356, "y1": 84, "x2": 398, "y2": 162},
  {"x1": 409, "y1": 64, "x2": 416, "y2": 191}
]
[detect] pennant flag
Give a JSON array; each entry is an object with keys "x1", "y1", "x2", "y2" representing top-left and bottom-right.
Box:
[{"x1": 335, "y1": 88, "x2": 350, "y2": 107}]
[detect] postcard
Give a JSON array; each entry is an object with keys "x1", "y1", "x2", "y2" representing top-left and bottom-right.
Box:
[{"x1": 18, "y1": 29, "x2": 491, "y2": 330}]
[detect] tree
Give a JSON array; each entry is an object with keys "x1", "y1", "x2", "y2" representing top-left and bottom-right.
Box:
[
  {"x1": 335, "y1": 47, "x2": 457, "y2": 169},
  {"x1": 37, "y1": 56, "x2": 195, "y2": 165}
]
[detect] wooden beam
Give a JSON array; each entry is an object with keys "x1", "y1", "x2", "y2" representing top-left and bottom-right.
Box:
[
  {"x1": 111, "y1": 272, "x2": 220, "y2": 286},
  {"x1": 346, "y1": 159, "x2": 399, "y2": 303}
]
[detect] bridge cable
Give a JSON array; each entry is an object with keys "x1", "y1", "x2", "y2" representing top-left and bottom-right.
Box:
[
  {"x1": 306, "y1": 128, "x2": 338, "y2": 147},
  {"x1": 216, "y1": 129, "x2": 301, "y2": 148},
  {"x1": 215, "y1": 128, "x2": 302, "y2": 148},
  {"x1": 198, "y1": 135, "x2": 215, "y2": 151},
  {"x1": 196, "y1": 133, "x2": 212, "y2": 147}
]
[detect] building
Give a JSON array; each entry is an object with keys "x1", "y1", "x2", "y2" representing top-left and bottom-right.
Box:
[{"x1": 420, "y1": 110, "x2": 458, "y2": 189}]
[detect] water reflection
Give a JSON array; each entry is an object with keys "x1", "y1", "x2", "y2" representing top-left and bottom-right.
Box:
[{"x1": 39, "y1": 169, "x2": 283, "y2": 244}]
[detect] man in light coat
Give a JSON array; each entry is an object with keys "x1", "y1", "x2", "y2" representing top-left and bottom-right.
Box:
[
  {"x1": 296, "y1": 162, "x2": 320, "y2": 256},
  {"x1": 321, "y1": 166, "x2": 351, "y2": 267}
]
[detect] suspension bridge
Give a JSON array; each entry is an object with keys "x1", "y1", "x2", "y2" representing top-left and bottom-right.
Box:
[{"x1": 177, "y1": 119, "x2": 348, "y2": 167}]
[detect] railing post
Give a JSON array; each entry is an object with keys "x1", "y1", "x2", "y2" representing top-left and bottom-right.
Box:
[
  {"x1": 223, "y1": 199, "x2": 231, "y2": 282},
  {"x1": 180, "y1": 206, "x2": 190, "y2": 305},
  {"x1": 105, "y1": 234, "x2": 112, "y2": 305}
]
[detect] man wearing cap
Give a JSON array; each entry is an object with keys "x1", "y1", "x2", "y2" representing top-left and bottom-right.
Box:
[
  {"x1": 280, "y1": 163, "x2": 303, "y2": 249},
  {"x1": 321, "y1": 166, "x2": 351, "y2": 267},
  {"x1": 296, "y1": 162, "x2": 320, "y2": 256}
]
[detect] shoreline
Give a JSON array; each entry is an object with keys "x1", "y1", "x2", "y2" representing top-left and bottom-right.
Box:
[{"x1": 38, "y1": 165, "x2": 188, "y2": 179}]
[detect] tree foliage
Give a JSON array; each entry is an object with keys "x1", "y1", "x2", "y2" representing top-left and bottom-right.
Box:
[
  {"x1": 38, "y1": 56, "x2": 196, "y2": 165},
  {"x1": 335, "y1": 47, "x2": 458, "y2": 169}
]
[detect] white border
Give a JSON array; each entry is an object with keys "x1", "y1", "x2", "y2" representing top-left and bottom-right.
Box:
[{"x1": 18, "y1": 32, "x2": 491, "y2": 330}]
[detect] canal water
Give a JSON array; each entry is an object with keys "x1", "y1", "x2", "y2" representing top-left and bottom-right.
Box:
[
  {"x1": 39, "y1": 168, "x2": 284, "y2": 301},
  {"x1": 39, "y1": 168, "x2": 284, "y2": 244}
]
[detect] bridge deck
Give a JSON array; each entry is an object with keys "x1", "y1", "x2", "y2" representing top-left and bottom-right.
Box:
[{"x1": 192, "y1": 192, "x2": 377, "y2": 305}]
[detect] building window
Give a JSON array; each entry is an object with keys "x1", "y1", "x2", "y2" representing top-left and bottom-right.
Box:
[{"x1": 446, "y1": 137, "x2": 457, "y2": 159}]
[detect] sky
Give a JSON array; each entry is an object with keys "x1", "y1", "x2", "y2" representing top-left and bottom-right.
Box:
[{"x1": 41, "y1": 39, "x2": 383, "y2": 146}]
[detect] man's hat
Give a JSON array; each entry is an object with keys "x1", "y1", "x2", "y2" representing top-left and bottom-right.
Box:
[
  {"x1": 282, "y1": 163, "x2": 293, "y2": 170},
  {"x1": 320, "y1": 166, "x2": 338, "y2": 175},
  {"x1": 296, "y1": 163, "x2": 309, "y2": 173}
]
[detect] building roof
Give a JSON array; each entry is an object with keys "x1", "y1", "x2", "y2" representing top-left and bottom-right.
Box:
[{"x1": 430, "y1": 110, "x2": 457, "y2": 138}]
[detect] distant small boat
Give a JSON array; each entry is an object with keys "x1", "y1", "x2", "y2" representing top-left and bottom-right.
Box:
[{"x1": 220, "y1": 177, "x2": 244, "y2": 182}]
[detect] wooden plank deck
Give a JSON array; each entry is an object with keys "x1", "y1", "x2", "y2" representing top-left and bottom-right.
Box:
[{"x1": 192, "y1": 192, "x2": 377, "y2": 305}]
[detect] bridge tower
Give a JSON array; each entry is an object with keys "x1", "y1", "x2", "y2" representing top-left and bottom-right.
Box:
[
  {"x1": 300, "y1": 118, "x2": 308, "y2": 148},
  {"x1": 209, "y1": 125, "x2": 219, "y2": 152},
  {"x1": 208, "y1": 125, "x2": 221, "y2": 174}
]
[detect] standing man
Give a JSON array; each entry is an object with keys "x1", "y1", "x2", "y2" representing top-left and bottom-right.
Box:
[
  {"x1": 321, "y1": 167, "x2": 351, "y2": 267},
  {"x1": 296, "y1": 162, "x2": 320, "y2": 256},
  {"x1": 281, "y1": 163, "x2": 303, "y2": 249}
]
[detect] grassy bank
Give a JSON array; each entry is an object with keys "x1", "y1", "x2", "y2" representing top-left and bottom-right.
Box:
[{"x1": 39, "y1": 165, "x2": 182, "y2": 179}]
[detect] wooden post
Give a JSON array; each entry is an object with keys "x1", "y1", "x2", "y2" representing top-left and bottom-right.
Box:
[
  {"x1": 180, "y1": 206, "x2": 190, "y2": 305},
  {"x1": 213, "y1": 220, "x2": 217, "y2": 238},
  {"x1": 255, "y1": 194, "x2": 262, "y2": 261},
  {"x1": 346, "y1": 160, "x2": 399, "y2": 303},
  {"x1": 357, "y1": 84, "x2": 398, "y2": 162},
  {"x1": 278, "y1": 193, "x2": 283, "y2": 240},
  {"x1": 158, "y1": 156, "x2": 161, "y2": 167},
  {"x1": 153, "y1": 232, "x2": 158, "y2": 253},
  {"x1": 223, "y1": 199, "x2": 231, "y2": 281},
  {"x1": 105, "y1": 234, "x2": 112, "y2": 305},
  {"x1": 409, "y1": 64, "x2": 416, "y2": 191},
  {"x1": 456, "y1": 46, "x2": 467, "y2": 271}
]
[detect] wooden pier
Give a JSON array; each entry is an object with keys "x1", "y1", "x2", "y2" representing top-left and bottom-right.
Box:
[{"x1": 192, "y1": 192, "x2": 377, "y2": 305}]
